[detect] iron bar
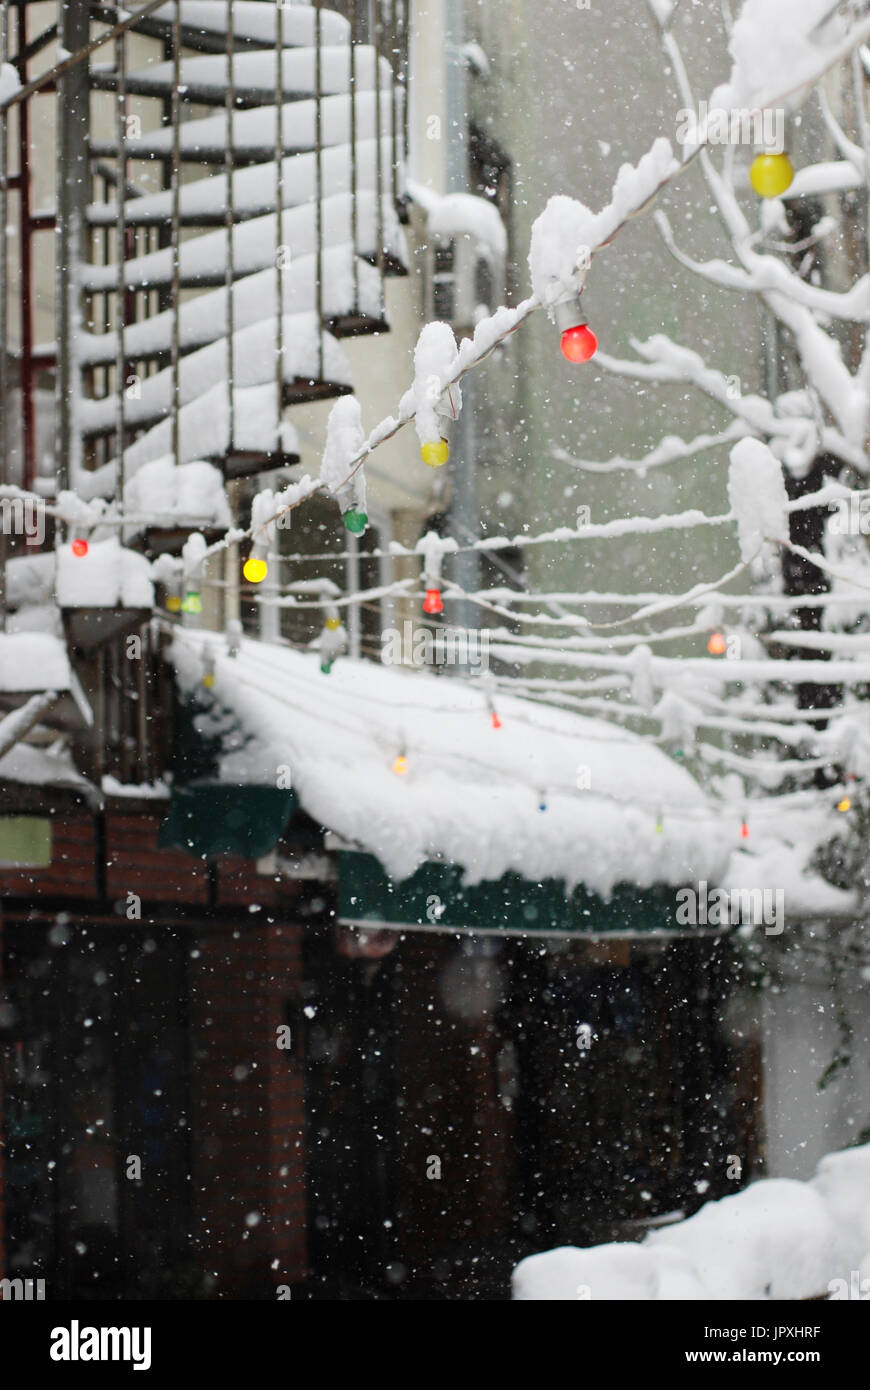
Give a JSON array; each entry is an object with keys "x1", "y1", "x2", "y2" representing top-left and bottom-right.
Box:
[
  {"x1": 2, "y1": 0, "x2": 169, "y2": 111},
  {"x1": 315, "y1": 0, "x2": 323, "y2": 380},
  {"x1": 170, "y1": 9, "x2": 181, "y2": 466},
  {"x1": 275, "y1": 0, "x2": 285, "y2": 442},
  {"x1": 115, "y1": 22, "x2": 128, "y2": 507},
  {"x1": 225, "y1": 0, "x2": 235, "y2": 454},
  {"x1": 17, "y1": 3, "x2": 35, "y2": 493},
  {"x1": 350, "y1": 0, "x2": 359, "y2": 314},
  {"x1": 0, "y1": 0, "x2": 8, "y2": 628},
  {"x1": 373, "y1": 0, "x2": 384, "y2": 317}
]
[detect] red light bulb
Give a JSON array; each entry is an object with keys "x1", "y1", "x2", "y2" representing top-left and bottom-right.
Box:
[
  {"x1": 490, "y1": 711, "x2": 502, "y2": 730},
  {"x1": 740, "y1": 821, "x2": 750, "y2": 840},
  {"x1": 560, "y1": 323, "x2": 598, "y2": 363},
  {"x1": 423, "y1": 587, "x2": 444, "y2": 615},
  {"x1": 71, "y1": 538, "x2": 89, "y2": 557}
]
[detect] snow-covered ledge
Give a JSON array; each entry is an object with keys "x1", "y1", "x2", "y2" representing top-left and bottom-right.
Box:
[{"x1": 512, "y1": 1143, "x2": 870, "y2": 1301}]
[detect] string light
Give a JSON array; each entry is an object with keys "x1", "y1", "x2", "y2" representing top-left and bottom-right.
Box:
[
  {"x1": 393, "y1": 753, "x2": 409, "y2": 776},
  {"x1": 749, "y1": 151, "x2": 794, "y2": 198},
  {"x1": 71, "y1": 538, "x2": 88, "y2": 557},
  {"x1": 243, "y1": 555, "x2": 268, "y2": 584},
  {"x1": 837, "y1": 796, "x2": 851, "y2": 813},
  {"x1": 490, "y1": 710, "x2": 502, "y2": 730},
  {"x1": 343, "y1": 508, "x2": 368, "y2": 534},
  {"x1": 423, "y1": 586, "x2": 444, "y2": 616},
  {"x1": 707, "y1": 631, "x2": 727, "y2": 656},
  {"x1": 740, "y1": 819, "x2": 750, "y2": 840},
  {"x1": 421, "y1": 438, "x2": 450, "y2": 467},
  {"x1": 555, "y1": 295, "x2": 598, "y2": 363}
]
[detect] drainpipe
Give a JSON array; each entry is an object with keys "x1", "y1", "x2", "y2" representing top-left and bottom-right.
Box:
[{"x1": 443, "y1": 0, "x2": 480, "y2": 641}]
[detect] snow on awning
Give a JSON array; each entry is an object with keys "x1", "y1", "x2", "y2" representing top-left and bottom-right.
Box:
[
  {"x1": 0, "y1": 632, "x2": 93, "y2": 731},
  {"x1": 169, "y1": 631, "x2": 728, "y2": 901}
]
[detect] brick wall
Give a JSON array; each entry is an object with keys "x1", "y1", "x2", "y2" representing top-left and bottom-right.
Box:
[
  {"x1": 0, "y1": 902, "x2": 4, "y2": 1283},
  {"x1": 189, "y1": 920, "x2": 307, "y2": 1297}
]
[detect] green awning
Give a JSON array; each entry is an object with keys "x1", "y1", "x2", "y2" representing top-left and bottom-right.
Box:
[
  {"x1": 158, "y1": 784, "x2": 297, "y2": 860},
  {"x1": 338, "y1": 851, "x2": 688, "y2": 938}
]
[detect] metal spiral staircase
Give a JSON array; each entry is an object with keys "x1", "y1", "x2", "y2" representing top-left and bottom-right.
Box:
[
  {"x1": 0, "y1": 0, "x2": 409, "y2": 783},
  {"x1": 4, "y1": 0, "x2": 409, "y2": 498}
]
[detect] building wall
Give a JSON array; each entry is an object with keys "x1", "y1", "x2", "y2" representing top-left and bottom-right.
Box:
[{"x1": 0, "y1": 802, "x2": 309, "y2": 1297}]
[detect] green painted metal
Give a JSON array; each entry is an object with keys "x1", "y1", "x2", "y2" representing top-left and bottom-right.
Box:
[
  {"x1": 337, "y1": 851, "x2": 685, "y2": 937},
  {"x1": 158, "y1": 784, "x2": 297, "y2": 860}
]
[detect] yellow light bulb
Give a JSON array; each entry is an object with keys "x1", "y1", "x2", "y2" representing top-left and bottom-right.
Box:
[
  {"x1": 202, "y1": 672, "x2": 215, "y2": 689},
  {"x1": 166, "y1": 595, "x2": 182, "y2": 613},
  {"x1": 243, "y1": 556, "x2": 268, "y2": 584},
  {"x1": 392, "y1": 754, "x2": 408, "y2": 776},
  {"x1": 325, "y1": 616, "x2": 341, "y2": 631},
  {"x1": 837, "y1": 797, "x2": 851, "y2": 813},
  {"x1": 749, "y1": 152, "x2": 794, "y2": 199},
  {"x1": 421, "y1": 438, "x2": 449, "y2": 467}
]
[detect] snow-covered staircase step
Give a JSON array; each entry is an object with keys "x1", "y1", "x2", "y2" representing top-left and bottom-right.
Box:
[
  {"x1": 74, "y1": 1, "x2": 407, "y2": 484},
  {"x1": 78, "y1": 247, "x2": 385, "y2": 368},
  {"x1": 85, "y1": 138, "x2": 397, "y2": 228},
  {"x1": 81, "y1": 192, "x2": 406, "y2": 293},
  {"x1": 88, "y1": 89, "x2": 395, "y2": 163},
  {"x1": 90, "y1": 47, "x2": 391, "y2": 107},
  {"x1": 80, "y1": 313, "x2": 352, "y2": 440},
  {"x1": 115, "y1": 380, "x2": 301, "y2": 478},
  {"x1": 134, "y1": 2, "x2": 350, "y2": 52}
]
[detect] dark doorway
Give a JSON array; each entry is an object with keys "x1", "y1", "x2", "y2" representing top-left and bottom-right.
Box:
[
  {"x1": 2, "y1": 921, "x2": 192, "y2": 1299},
  {"x1": 302, "y1": 926, "x2": 756, "y2": 1300}
]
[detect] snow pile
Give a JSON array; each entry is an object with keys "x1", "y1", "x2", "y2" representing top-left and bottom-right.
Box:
[
  {"x1": 5, "y1": 551, "x2": 57, "y2": 609},
  {"x1": 408, "y1": 323, "x2": 462, "y2": 449},
  {"x1": 512, "y1": 1142, "x2": 870, "y2": 1300},
  {"x1": 0, "y1": 633, "x2": 71, "y2": 693},
  {"x1": 56, "y1": 538, "x2": 154, "y2": 610},
  {"x1": 169, "y1": 631, "x2": 727, "y2": 896},
  {"x1": 727, "y1": 438, "x2": 789, "y2": 563},
  {"x1": 529, "y1": 141, "x2": 678, "y2": 304},
  {"x1": 0, "y1": 741, "x2": 92, "y2": 794},
  {"x1": 413, "y1": 186, "x2": 507, "y2": 260},
  {"x1": 711, "y1": 0, "x2": 870, "y2": 116},
  {"x1": 123, "y1": 457, "x2": 231, "y2": 531},
  {"x1": 0, "y1": 62, "x2": 20, "y2": 105},
  {"x1": 320, "y1": 396, "x2": 367, "y2": 521}
]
